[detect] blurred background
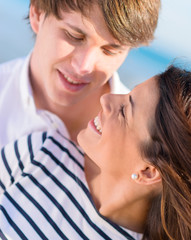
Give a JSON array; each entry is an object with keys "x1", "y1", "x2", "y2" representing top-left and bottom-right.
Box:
[{"x1": 0, "y1": 0, "x2": 191, "y2": 89}]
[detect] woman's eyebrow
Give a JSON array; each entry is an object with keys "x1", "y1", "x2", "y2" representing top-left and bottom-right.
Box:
[{"x1": 129, "y1": 95, "x2": 134, "y2": 116}]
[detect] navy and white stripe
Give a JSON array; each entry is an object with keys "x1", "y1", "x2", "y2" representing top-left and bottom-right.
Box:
[{"x1": 0, "y1": 130, "x2": 141, "y2": 240}]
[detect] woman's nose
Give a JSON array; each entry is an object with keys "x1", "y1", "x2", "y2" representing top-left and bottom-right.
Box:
[
  {"x1": 100, "y1": 93, "x2": 127, "y2": 113},
  {"x1": 100, "y1": 93, "x2": 114, "y2": 113}
]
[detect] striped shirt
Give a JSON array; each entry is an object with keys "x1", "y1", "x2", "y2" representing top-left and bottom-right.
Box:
[{"x1": 0, "y1": 130, "x2": 142, "y2": 240}]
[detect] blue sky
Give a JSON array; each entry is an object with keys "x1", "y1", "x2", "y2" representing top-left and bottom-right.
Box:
[{"x1": 154, "y1": 0, "x2": 191, "y2": 58}]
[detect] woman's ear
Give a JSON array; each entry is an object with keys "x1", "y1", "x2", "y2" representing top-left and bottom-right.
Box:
[
  {"x1": 29, "y1": 4, "x2": 43, "y2": 34},
  {"x1": 133, "y1": 165, "x2": 161, "y2": 186}
]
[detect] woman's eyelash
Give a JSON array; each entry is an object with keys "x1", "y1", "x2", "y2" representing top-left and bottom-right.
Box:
[{"x1": 120, "y1": 104, "x2": 126, "y2": 118}]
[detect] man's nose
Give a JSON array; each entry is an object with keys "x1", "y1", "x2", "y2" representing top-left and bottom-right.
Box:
[{"x1": 71, "y1": 47, "x2": 99, "y2": 75}]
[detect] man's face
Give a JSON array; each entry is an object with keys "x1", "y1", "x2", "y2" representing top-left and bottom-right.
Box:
[{"x1": 30, "y1": 4, "x2": 130, "y2": 107}]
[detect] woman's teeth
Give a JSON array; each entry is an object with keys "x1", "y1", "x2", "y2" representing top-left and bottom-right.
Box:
[
  {"x1": 64, "y1": 75, "x2": 81, "y2": 85},
  {"x1": 94, "y1": 116, "x2": 102, "y2": 134}
]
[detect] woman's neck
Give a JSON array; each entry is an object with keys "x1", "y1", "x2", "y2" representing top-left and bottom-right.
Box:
[{"x1": 84, "y1": 154, "x2": 150, "y2": 233}]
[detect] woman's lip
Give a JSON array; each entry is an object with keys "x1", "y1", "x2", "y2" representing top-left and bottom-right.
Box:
[
  {"x1": 57, "y1": 70, "x2": 88, "y2": 92},
  {"x1": 88, "y1": 115, "x2": 102, "y2": 135}
]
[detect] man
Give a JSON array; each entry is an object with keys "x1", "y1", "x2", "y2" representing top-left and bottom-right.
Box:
[{"x1": 0, "y1": 0, "x2": 160, "y2": 145}]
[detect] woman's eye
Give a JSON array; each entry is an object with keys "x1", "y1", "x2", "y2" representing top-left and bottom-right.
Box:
[{"x1": 120, "y1": 104, "x2": 126, "y2": 118}]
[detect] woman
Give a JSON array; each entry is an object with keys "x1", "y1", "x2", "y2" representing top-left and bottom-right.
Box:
[{"x1": 0, "y1": 65, "x2": 190, "y2": 240}]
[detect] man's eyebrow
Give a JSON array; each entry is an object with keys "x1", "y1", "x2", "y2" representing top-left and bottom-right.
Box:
[
  {"x1": 108, "y1": 44, "x2": 126, "y2": 50},
  {"x1": 65, "y1": 23, "x2": 85, "y2": 35},
  {"x1": 65, "y1": 23, "x2": 126, "y2": 50}
]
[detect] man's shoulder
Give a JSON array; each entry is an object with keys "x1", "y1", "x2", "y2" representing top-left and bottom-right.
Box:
[
  {"x1": 0, "y1": 57, "x2": 25, "y2": 75},
  {"x1": 0, "y1": 56, "x2": 27, "y2": 90}
]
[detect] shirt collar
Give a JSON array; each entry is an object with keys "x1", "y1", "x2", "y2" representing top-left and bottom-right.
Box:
[{"x1": 109, "y1": 72, "x2": 130, "y2": 94}]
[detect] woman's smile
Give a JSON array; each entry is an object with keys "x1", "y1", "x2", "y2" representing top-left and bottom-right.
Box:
[{"x1": 89, "y1": 116, "x2": 102, "y2": 135}]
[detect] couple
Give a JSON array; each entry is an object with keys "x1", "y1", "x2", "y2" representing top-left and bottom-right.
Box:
[
  {"x1": 0, "y1": 0, "x2": 191, "y2": 239},
  {"x1": 0, "y1": 65, "x2": 191, "y2": 239}
]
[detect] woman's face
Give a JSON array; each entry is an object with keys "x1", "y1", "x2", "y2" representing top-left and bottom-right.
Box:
[{"x1": 77, "y1": 76, "x2": 159, "y2": 181}]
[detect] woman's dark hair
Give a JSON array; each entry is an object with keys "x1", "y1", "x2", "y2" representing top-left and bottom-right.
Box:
[{"x1": 142, "y1": 65, "x2": 191, "y2": 239}]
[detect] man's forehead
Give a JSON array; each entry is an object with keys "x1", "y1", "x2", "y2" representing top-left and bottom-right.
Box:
[{"x1": 58, "y1": 11, "x2": 131, "y2": 49}]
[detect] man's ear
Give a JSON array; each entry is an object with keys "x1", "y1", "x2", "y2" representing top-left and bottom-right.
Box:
[
  {"x1": 134, "y1": 165, "x2": 161, "y2": 185},
  {"x1": 29, "y1": 4, "x2": 44, "y2": 34}
]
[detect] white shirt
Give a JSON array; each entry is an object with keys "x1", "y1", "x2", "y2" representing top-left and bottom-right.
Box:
[
  {"x1": 0, "y1": 130, "x2": 142, "y2": 240},
  {"x1": 0, "y1": 53, "x2": 130, "y2": 148}
]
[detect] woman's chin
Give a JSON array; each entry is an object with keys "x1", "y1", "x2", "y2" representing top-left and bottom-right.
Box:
[{"x1": 76, "y1": 129, "x2": 84, "y2": 148}]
